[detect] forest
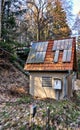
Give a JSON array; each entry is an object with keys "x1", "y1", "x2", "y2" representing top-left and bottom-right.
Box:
[{"x1": 0, "y1": 0, "x2": 80, "y2": 130}]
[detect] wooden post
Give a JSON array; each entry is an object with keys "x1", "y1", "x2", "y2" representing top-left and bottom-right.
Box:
[
  {"x1": 46, "y1": 107, "x2": 50, "y2": 130},
  {"x1": 29, "y1": 104, "x2": 37, "y2": 129},
  {"x1": 29, "y1": 105, "x2": 32, "y2": 127}
]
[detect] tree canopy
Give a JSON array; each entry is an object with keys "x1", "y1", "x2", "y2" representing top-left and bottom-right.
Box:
[{"x1": 1, "y1": 0, "x2": 72, "y2": 42}]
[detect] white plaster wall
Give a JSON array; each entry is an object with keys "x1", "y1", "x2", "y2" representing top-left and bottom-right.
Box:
[{"x1": 29, "y1": 72, "x2": 68, "y2": 99}]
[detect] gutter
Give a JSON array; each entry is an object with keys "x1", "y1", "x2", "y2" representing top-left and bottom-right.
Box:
[{"x1": 64, "y1": 70, "x2": 73, "y2": 78}]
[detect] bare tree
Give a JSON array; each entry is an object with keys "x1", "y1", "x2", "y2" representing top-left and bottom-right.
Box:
[
  {"x1": 72, "y1": 11, "x2": 80, "y2": 35},
  {"x1": 1, "y1": 0, "x2": 71, "y2": 42},
  {"x1": 25, "y1": 0, "x2": 71, "y2": 40},
  {"x1": 26, "y1": 0, "x2": 54, "y2": 41}
]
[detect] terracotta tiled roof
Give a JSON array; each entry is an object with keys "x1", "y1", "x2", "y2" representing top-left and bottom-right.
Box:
[{"x1": 24, "y1": 37, "x2": 76, "y2": 71}]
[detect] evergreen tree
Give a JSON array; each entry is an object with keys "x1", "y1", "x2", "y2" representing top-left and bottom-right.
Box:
[
  {"x1": 1, "y1": 0, "x2": 16, "y2": 42},
  {"x1": 0, "y1": 0, "x2": 20, "y2": 55},
  {"x1": 52, "y1": 0, "x2": 71, "y2": 39}
]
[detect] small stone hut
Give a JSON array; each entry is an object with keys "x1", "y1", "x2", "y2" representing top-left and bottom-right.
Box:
[{"x1": 24, "y1": 37, "x2": 77, "y2": 100}]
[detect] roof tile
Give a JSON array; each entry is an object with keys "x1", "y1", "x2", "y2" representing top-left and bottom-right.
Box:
[{"x1": 24, "y1": 38, "x2": 76, "y2": 71}]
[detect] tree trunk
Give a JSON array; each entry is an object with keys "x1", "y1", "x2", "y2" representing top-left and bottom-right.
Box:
[
  {"x1": 37, "y1": 23, "x2": 41, "y2": 41},
  {"x1": 1, "y1": 0, "x2": 5, "y2": 39},
  {"x1": 37, "y1": 29, "x2": 40, "y2": 41}
]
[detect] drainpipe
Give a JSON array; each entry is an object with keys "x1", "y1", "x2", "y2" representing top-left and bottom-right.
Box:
[
  {"x1": 63, "y1": 71, "x2": 77, "y2": 98},
  {"x1": 63, "y1": 71, "x2": 72, "y2": 98}
]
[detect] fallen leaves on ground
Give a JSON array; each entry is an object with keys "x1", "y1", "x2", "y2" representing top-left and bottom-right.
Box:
[
  {"x1": 0, "y1": 62, "x2": 80, "y2": 130},
  {"x1": 0, "y1": 93, "x2": 80, "y2": 130}
]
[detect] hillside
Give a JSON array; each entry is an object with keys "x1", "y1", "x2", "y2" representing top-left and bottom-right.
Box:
[
  {"x1": 0, "y1": 55, "x2": 80, "y2": 130},
  {"x1": 0, "y1": 60, "x2": 29, "y2": 103}
]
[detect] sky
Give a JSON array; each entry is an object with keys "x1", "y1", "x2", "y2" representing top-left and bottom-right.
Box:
[{"x1": 73, "y1": 0, "x2": 80, "y2": 14}]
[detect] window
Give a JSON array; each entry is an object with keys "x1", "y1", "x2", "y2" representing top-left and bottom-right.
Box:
[
  {"x1": 62, "y1": 49, "x2": 72, "y2": 62},
  {"x1": 52, "y1": 40, "x2": 57, "y2": 51},
  {"x1": 52, "y1": 39, "x2": 73, "y2": 63},
  {"x1": 54, "y1": 79, "x2": 62, "y2": 90},
  {"x1": 66, "y1": 49, "x2": 72, "y2": 62},
  {"x1": 42, "y1": 77, "x2": 52, "y2": 87},
  {"x1": 54, "y1": 50, "x2": 59, "y2": 63},
  {"x1": 27, "y1": 41, "x2": 48, "y2": 63},
  {"x1": 62, "y1": 50, "x2": 67, "y2": 62}
]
